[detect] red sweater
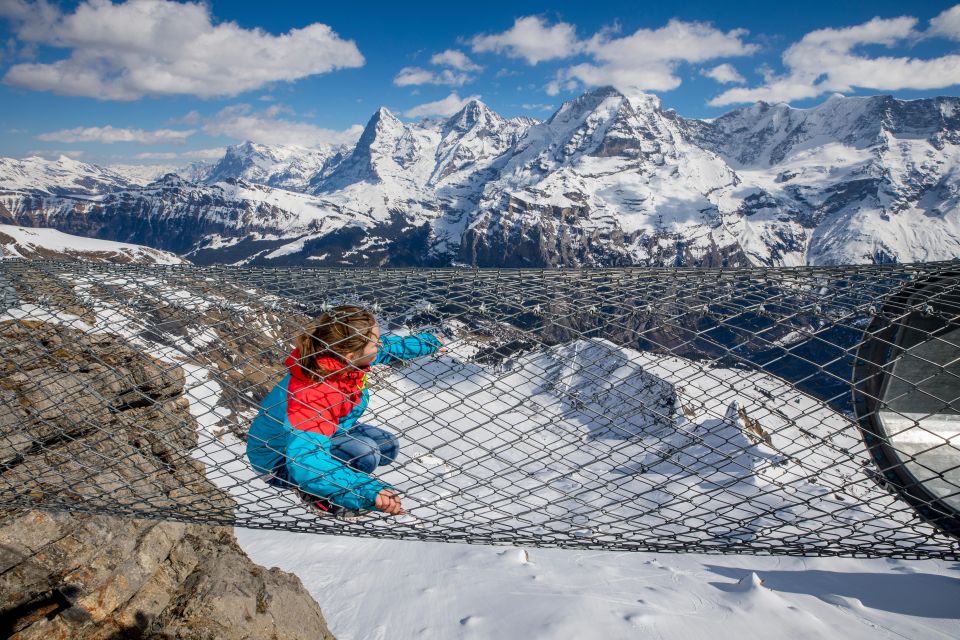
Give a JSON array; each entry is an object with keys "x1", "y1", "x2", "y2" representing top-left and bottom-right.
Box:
[{"x1": 284, "y1": 348, "x2": 368, "y2": 436}]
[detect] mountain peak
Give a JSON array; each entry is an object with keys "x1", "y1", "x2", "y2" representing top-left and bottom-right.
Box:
[
  {"x1": 55, "y1": 154, "x2": 83, "y2": 166},
  {"x1": 373, "y1": 106, "x2": 400, "y2": 123},
  {"x1": 549, "y1": 85, "x2": 634, "y2": 126},
  {"x1": 356, "y1": 107, "x2": 404, "y2": 146},
  {"x1": 462, "y1": 97, "x2": 488, "y2": 112},
  {"x1": 586, "y1": 85, "x2": 626, "y2": 99},
  {"x1": 444, "y1": 98, "x2": 499, "y2": 134}
]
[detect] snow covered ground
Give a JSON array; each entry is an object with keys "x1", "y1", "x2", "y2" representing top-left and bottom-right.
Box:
[
  {"x1": 236, "y1": 344, "x2": 960, "y2": 640},
  {"x1": 0, "y1": 224, "x2": 185, "y2": 263},
  {"x1": 236, "y1": 529, "x2": 960, "y2": 640}
]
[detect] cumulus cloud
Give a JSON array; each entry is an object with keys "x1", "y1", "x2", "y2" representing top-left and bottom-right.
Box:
[
  {"x1": 430, "y1": 49, "x2": 482, "y2": 72},
  {"x1": 394, "y1": 48, "x2": 482, "y2": 86},
  {"x1": 702, "y1": 63, "x2": 746, "y2": 84},
  {"x1": 471, "y1": 16, "x2": 581, "y2": 64},
  {"x1": 929, "y1": 5, "x2": 960, "y2": 39},
  {"x1": 404, "y1": 92, "x2": 481, "y2": 118},
  {"x1": 710, "y1": 11, "x2": 960, "y2": 106},
  {"x1": 471, "y1": 16, "x2": 755, "y2": 95},
  {"x1": 1, "y1": 0, "x2": 364, "y2": 100},
  {"x1": 394, "y1": 66, "x2": 470, "y2": 87},
  {"x1": 202, "y1": 104, "x2": 363, "y2": 146},
  {"x1": 37, "y1": 125, "x2": 195, "y2": 144},
  {"x1": 561, "y1": 20, "x2": 757, "y2": 94}
]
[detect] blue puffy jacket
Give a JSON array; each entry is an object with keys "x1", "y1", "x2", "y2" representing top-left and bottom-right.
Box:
[{"x1": 246, "y1": 333, "x2": 441, "y2": 510}]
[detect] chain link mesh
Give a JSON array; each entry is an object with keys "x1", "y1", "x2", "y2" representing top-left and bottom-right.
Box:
[{"x1": 0, "y1": 259, "x2": 958, "y2": 559}]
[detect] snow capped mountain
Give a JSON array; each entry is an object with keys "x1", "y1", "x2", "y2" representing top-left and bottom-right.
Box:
[
  {"x1": 207, "y1": 141, "x2": 347, "y2": 192},
  {"x1": 432, "y1": 99, "x2": 533, "y2": 186},
  {"x1": 686, "y1": 93, "x2": 960, "y2": 264},
  {"x1": 0, "y1": 155, "x2": 137, "y2": 196},
  {"x1": 461, "y1": 88, "x2": 741, "y2": 266},
  {"x1": 2, "y1": 88, "x2": 960, "y2": 266},
  {"x1": 462, "y1": 88, "x2": 960, "y2": 266}
]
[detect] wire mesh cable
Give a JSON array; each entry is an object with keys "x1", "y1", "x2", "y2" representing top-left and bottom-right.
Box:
[{"x1": 0, "y1": 258, "x2": 958, "y2": 559}]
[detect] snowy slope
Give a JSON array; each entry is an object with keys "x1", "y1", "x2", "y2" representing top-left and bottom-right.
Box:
[
  {"x1": 0, "y1": 155, "x2": 136, "y2": 196},
  {"x1": 0, "y1": 223, "x2": 185, "y2": 263}
]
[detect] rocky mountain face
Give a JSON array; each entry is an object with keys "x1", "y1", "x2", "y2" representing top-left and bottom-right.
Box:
[
  {"x1": 3, "y1": 89, "x2": 959, "y2": 267},
  {"x1": 0, "y1": 310, "x2": 333, "y2": 638}
]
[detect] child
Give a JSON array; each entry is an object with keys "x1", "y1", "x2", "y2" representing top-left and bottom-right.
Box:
[{"x1": 246, "y1": 305, "x2": 443, "y2": 517}]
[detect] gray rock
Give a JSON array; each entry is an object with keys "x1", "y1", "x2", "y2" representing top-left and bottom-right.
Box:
[{"x1": 0, "y1": 320, "x2": 335, "y2": 639}]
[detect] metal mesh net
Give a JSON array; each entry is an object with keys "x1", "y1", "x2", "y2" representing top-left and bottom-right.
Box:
[{"x1": 0, "y1": 259, "x2": 958, "y2": 559}]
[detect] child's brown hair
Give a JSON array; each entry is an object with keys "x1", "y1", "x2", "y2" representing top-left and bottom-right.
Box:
[{"x1": 295, "y1": 305, "x2": 376, "y2": 381}]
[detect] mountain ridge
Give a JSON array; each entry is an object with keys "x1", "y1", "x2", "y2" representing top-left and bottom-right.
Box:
[{"x1": 3, "y1": 87, "x2": 959, "y2": 267}]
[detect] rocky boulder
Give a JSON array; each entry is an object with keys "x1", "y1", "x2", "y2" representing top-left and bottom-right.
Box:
[{"x1": 0, "y1": 320, "x2": 334, "y2": 639}]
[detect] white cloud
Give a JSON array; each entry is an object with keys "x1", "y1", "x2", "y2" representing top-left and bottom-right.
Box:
[
  {"x1": 134, "y1": 151, "x2": 178, "y2": 160},
  {"x1": 702, "y1": 63, "x2": 746, "y2": 84},
  {"x1": 134, "y1": 147, "x2": 224, "y2": 161},
  {"x1": 404, "y1": 92, "x2": 481, "y2": 118},
  {"x1": 25, "y1": 148, "x2": 85, "y2": 159},
  {"x1": 561, "y1": 61, "x2": 684, "y2": 93},
  {"x1": 37, "y1": 125, "x2": 195, "y2": 144},
  {"x1": 167, "y1": 110, "x2": 201, "y2": 126},
  {"x1": 187, "y1": 147, "x2": 228, "y2": 160},
  {"x1": 1, "y1": 0, "x2": 364, "y2": 100},
  {"x1": 929, "y1": 5, "x2": 960, "y2": 39},
  {"x1": 545, "y1": 78, "x2": 580, "y2": 96},
  {"x1": 471, "y1": 16, "x2": 755, "y2": 95},
  {"x1": 521, "y1": 103, "x2": 554, "y2": 112},
  {"x1": 430, "y1": 49, "x2": 482, "y2": 72},
  {"x1": 711, "y1": 13, "x2": 960, "y2": 106},
  {"x1": 202, "y1": 104, "x2": 363, "y2": 146},
  {"x1": 471, "y1": 16, "x2": 581, "y2": 64},
  {"x1": 394, "y1": 66, "x2": 470, "y2": 87},
  {"x1": 394, "y1": 48, "x2": 482, "y2": 87},
  {"x1": 561, "y1": 20, "x2": 757, "y2": 94}
]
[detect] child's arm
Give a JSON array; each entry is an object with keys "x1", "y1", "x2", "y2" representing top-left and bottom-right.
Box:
[
  {"x1": 374, "y1": 332, "x2": 443, "y2": 365},
  {"x1": 285, "y1": 430, "x2": 390, "y2": 510}
]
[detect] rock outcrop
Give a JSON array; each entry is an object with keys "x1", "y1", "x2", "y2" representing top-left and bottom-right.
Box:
[{"x1": 0, "y1": 320, "x2": 334, "y2": 639}]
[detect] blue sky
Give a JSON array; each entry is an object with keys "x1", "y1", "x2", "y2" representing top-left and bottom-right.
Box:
[{"x1": 2, "y1": 0, "x2": 960, "y2": 165}]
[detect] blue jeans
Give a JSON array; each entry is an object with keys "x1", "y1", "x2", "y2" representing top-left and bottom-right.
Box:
[
  {"x1": 264, "y1": 424, "x2": 399, "y2": 488},
  {"x1": 329, "y1": 423, "x2": 400, "y2": 474}
]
